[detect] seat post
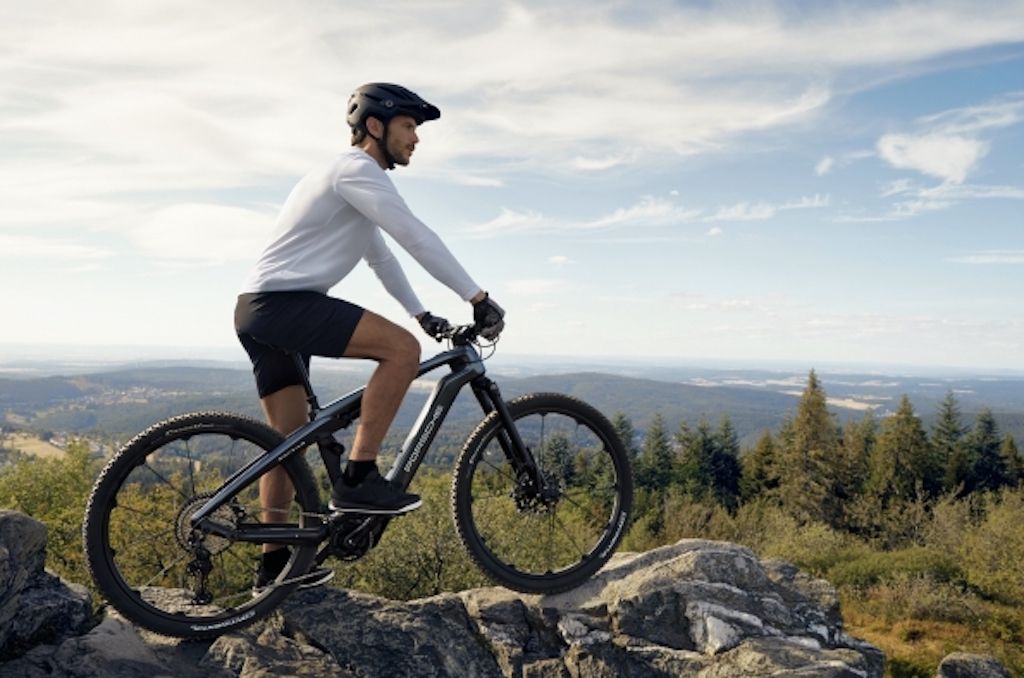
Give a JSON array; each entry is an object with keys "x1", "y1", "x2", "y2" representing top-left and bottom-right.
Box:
[{"x1": 288, "y1": 353, "x2": 320, "y2": 417}]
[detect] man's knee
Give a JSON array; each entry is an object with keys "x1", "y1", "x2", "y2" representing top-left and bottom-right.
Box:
[{"x1": 394, "y1": 329, "x2": 421, "y2": 370}]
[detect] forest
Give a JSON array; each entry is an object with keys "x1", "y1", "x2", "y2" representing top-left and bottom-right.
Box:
[{"x1": 0, "y1": 370, "x2": 1021, "y2": 677}]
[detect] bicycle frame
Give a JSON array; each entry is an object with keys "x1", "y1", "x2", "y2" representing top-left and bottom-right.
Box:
[{"x1": 189, "y1": 340, "x2": 536, "y2": 545}]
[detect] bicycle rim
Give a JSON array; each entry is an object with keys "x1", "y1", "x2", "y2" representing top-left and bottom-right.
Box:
[
  {"x1": 83, "y1": 412, "x2": 322, "y2": 638},
  {"x1": 453, "y1": 393, "x2": 633, "y2": 594}
]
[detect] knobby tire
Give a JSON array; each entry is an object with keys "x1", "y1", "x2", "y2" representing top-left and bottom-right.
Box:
[
  {"x1": 82, "y1": 411, "x2": 322, "y2": 639},
  {"x1": 451, "y1": 393, "x2": 633, "y2": 594}
]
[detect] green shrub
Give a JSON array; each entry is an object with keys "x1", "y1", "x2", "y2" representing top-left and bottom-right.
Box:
[
  {"x1": 888, "y1": 657, "x2": 932, "y2": 678},
  {"x1": 757, "y1": 519, "x2": 864, "y2": 576},
  {"x1": 959, "y1": 489, "x2": 1024, "y2": 605},
  {"x1": 827, "y1": 546, "x2": 962, "y2": 589},
  {"x1": 0, "y1": 441, "x2": 98, "y2": 585},
  {"x1": 858, "y1": 573, "x2": 979, "y2": 624}
]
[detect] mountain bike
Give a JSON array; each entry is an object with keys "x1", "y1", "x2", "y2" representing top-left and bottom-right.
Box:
[{"x1": 82, "y1": 325, "x2": 633, "y2": 638}]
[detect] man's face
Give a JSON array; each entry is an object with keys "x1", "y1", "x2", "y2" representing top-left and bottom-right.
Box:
[{"x1": 385, "y1": 115, "x2": 419, "y2": 166}]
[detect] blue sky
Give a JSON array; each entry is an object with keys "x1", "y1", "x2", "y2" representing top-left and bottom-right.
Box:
[{"x1": 1, "y1": 1, "x2": 1022, "y2": 372}]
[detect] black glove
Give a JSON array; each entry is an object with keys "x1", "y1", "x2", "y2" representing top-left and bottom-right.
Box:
[
  {"x1": 472, "y1": 294, "x2": 505, "y2": 341},
  {"x1": 418, "y1": 312, "x2": 451, "y2": 341}
]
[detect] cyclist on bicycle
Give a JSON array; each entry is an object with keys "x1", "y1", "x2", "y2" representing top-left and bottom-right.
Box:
[{"x1": 234, "y1": 83, "x2": 505, "y2": 590}]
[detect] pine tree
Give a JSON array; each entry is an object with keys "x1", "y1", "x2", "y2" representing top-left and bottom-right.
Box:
[
  {"x1": 933, "y1": 392, "x2": 967, "y2": 494},
  {"x1": 679, "y1": 419, "x2": 717, "y2": 500},
  {"x1": 710, "y1": 416, "x2": 741, "y2": 511},
  {"x1": 968, "y1": 409, "x2": 1010, "y2": 493},
  {"x1": 611, "y1": 412, "x2": 639, "y2": 458},
  {"x1": 636, "y1": 412, "x2": 673, "y2": 492},
  {"x1": 1000, "y1": 434, "x2": 1022, "y2": 487},
  {"x1": 838, "y1": 413, "x2": 875, "y2": 501},
  {"x1": 866, "y1": 395, "x2": 932, "y2": 506},
  {"x1": 740, "y1": 430, "x2": 778, "y2": 502},
  {"x1": 673, "y1": 418, "x2": 704, "y2": 496},
  {"x1": 776, "y1": 370, "x2": 841, "y2": 524}
]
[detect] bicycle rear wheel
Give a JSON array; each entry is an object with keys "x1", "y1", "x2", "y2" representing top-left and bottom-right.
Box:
[
  {"x1": 83, "y1": 411, "x2": 323, "y2": 638},
  {"x1": 452, "y1": 393, "x2": 633, "y2": 594}
]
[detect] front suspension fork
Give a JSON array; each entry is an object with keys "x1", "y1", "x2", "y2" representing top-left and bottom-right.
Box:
[{"x1": 470, "y1": 378, "x2": 545, "y2": 491}]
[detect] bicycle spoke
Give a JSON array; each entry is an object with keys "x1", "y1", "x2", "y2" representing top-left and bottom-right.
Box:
[
  {"x1": 550, "y1": 511, "x2": 588, "y2": 557},
  {"x1": 85, "y1": 413, "x2": 324, "y2": 637},
  {"x1": 139, "y1": 550, "x2": 192, "y2": 589},
  {"x1": 141, "y1": 462, "x2": 191, "y2": 503},
  {"x1": 455, "y1": 394, "x2": 632, "y2": 592}
]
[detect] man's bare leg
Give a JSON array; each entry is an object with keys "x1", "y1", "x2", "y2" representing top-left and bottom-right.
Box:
[
  {"x1": 258, "y1": 310, "x2": 420, "y2": 544},
  {"x1": 341, "y1": 311, "x2": 421, "y2": 461},
  {"x1": 258, "y1": 384, "x2": 308, "y2": 554}
]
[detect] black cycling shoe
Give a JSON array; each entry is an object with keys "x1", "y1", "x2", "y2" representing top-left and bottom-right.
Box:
[{"x1": 328, "y1": 467, "x2": 422, "y2": 515}]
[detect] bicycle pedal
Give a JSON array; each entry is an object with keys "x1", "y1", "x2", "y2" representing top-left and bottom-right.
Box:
[
  {"x1": 327, "y1": 498, "x2": 423, "y2": 516},
  {"x1": 252, "y1": 567, "x2": 335, "y2": 597}
]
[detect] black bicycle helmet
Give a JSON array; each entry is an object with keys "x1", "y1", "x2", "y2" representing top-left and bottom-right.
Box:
[{"x1": 346, "y1": 83, "x2": 440, "y2": 131}]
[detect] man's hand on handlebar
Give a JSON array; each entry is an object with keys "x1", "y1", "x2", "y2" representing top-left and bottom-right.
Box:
[
  {"x1": 418, "y1": 312, "x2": 452, "y2": 342},
  {"x1": 472, "y1": 293, "x2": 505, "y2": 341}
]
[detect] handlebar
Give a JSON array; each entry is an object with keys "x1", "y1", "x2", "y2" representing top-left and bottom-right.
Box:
[{"x1": 439, "y1": 323, "x2": 480, "y2": 347}]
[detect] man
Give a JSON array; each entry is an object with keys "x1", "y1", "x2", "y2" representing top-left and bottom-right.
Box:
[{"x1": 235, "y1": 83, "x2": 505, "y2": 591}]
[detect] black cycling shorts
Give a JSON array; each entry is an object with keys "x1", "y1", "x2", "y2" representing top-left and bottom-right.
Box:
[{"x1": 234, "y1": 291, "x2": 365, "y2": 398}]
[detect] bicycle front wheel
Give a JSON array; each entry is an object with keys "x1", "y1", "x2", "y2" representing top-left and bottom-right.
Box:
[
  {"x1": 452, "y1": 393, "x2": 633, "y2": 594},
  {"x1": 83, "y1": 411, "x2": 323, "y2": 639}
]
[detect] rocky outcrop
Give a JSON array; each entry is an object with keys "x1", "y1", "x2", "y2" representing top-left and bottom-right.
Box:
[
  {"x1": 0, "y1": 511, "x2": 91, "y2": 659},
  {"x1": 936, "y1": 651, "x2": 1012, "y2": 678},
  {"x1": 1, "y1": 527, "x2": 890, "y2": 677}
]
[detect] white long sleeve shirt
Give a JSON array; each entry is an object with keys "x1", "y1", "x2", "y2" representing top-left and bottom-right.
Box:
[{"x1": 241, "y1": 147, "x2": 480, "y2": 317}]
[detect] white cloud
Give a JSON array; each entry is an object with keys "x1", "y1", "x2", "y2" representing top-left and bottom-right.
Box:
[
  {"x1": 467, "y1": 208, "x2": 546, "y2": 236},
  {"x1": 815, "y1": 156, "x2": 834, "y2": 176},
  {"x1": 570, "y1": 153, "x2": 636, "y2": 171},
  {"x1": 471, "y1": 192, "x2": 829, "y2": 237},
  {"x1": 707, "y1": 202, "x2": 777, "y2": 222},
  {"x1": 920, "y1": 94, "x2": 1024, "y2": 135},
  {"x1": 548, "y1": 255, "x2": 574, "y2": 265},
  {"x1": 585, "y1": 196, "x2": 701, "y2": 229},
  {"x1": 874, "y1": 93, "x2": 1024, "y2": 185},
  {"x1": 881, "y1": 179, "x2": 917, "y2": 197},
  {"x1": 705, "y1": 194, "x2": 828, "y2": 222},
  {"x1": 877, "y1": 133, "x2": 988, "y2": 184},
  {"x1": 4, "y1": 1, "x2": 1021, "y2": 203},
  {"x1": 707, "y1": 226, "x2": 723, "y2": 237}
]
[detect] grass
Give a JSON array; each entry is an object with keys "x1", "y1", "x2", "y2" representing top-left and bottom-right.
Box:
[
  {"x1": 842, "y1": 592, "x2": 1024, "y2": 677},
  {"x1": 6, "y1": 433, "x2": 64, "y2": 458}
]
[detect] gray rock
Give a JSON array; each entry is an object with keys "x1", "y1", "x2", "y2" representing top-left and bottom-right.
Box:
[
  {"x1": 0, "y1": 516, "x2": 887, "y2": 678},
  {"x1": 202, "y1": 613, "x2": 347, "y2": 678},
  {"x1": 281, "y1": 587, "x2": 503, "y2": 677},
  {"x1": 0, "y1": 616, "x2": 171, "y2": 678},
  {"x1": 0, "y1": 511, "x2": 91, "y2": 658},
  {"x1": 936, "y1": 651, "x2": 1011, "y2": 678},
  {"x1": 0, "y1": 511, "x2": 49, "y2": 641}
]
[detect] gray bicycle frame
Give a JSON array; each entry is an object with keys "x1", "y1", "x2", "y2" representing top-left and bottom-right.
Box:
[{"x1": 189, "y1": 341, "x2": 532, "y2": 544}]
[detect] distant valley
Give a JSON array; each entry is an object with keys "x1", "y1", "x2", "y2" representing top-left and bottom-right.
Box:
[{"x1": 2, "y1": 359, "x2": 1023, "y2": 453}]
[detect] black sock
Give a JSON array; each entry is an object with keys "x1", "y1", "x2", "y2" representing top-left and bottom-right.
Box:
[
  {"x1": 343, "y1": 459, "x2": 377, "y2": 487},
  {"x1": 261, "y1": 547, "x2": 291, "y2": 576}
]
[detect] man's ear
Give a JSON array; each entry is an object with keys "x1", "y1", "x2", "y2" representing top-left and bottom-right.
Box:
[{"x1": 365, "y1": 116, "x2": 385, "y2": 140}]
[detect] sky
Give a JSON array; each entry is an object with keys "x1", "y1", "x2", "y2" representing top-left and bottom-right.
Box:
[{"x1": 1, "y1": 0, "x2": 1023, "y2": 373}]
